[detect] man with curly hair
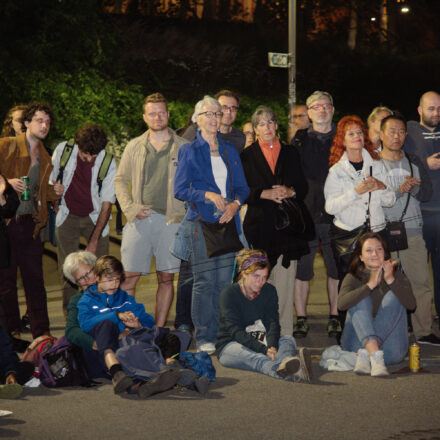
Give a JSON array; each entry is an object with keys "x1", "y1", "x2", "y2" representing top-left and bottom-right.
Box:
[
  {"x1": 50, "y1": 123, "x2": 116, "y2": 314},
  {"x1": 0, "y1": 102, "x2": 59, "y2": 344}
]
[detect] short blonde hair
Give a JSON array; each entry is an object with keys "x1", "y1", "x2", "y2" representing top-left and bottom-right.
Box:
[{"x1": 367, "y1": 106, "x2": 393, "y2": 128}]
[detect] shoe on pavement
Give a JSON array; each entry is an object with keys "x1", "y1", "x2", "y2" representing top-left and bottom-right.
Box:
[
  {"x1": 112, "y1": 370, "x2": 134, "y2": 394},
  {"x1": 11, "y1": 337, "x2": 30, "y2": 353},
  {"x1": 0, "y1": 410, "x2": 13, "y2": 417},
  {"x1": 354, "y1": 348, "x2": 371, "y2": 374},
  {"x1": 327, "y1": 317, "x2": 342, "y2": 337},
  {"x1": 0, "y1": 384, "x2": 23, "y2": 400},
  {"x1": 277, "y1": 356, "x2": 301, "y2": 378},
  {"x1": 198, "y1": 343, "x2": 216, "y2": 355},
  {"x1": 176, "y1": 324, "x2": 193, "y2": 334},
  {"x1": 293, "y1": 318, "x2": 309, "y2": 338},
  {"x1": 293, "y1": 347, "x2": 313, "y2": 382},
  {"x1": 417, "y1": 333, "x2": 440, "y2": 346},
  {"x1": 137, "y1": 369, "x2": 180, "y2": 398},
  {"x1": 194, "y1": 376, "x2": 210, "y2": 395},
  {"x1": 370, "y1": 350, "x2": 389, "y2": 377},
  {"x1": 176, "y1": 368, "x2": 197, "y2": 387}
]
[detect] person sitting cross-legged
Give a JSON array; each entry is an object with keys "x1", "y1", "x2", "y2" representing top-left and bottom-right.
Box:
[{"x1": 216, "y1": 249, "x2": 313, "y2": 382}]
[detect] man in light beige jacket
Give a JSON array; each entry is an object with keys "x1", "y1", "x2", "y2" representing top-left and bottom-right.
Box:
[{"x1": 115, "y1": 93, "x2": 187, "y2": 327}]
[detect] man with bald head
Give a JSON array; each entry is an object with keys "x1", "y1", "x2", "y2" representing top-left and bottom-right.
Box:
[
  {"x1": 405, "y1": 91, "x2": 440, "y2": 329},
  {"x1": 288, "y1": 104, "x2": 311, "y2": 142}
]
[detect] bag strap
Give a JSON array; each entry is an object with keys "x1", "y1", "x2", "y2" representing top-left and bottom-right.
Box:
[
  {"x1": 96, "y1": 152, "x2": 114, "y2": 196},
  {"x1": 399, "y1": 152, "x2": 413, "y2": 222},
  {"x1": 56, "y1": 138, "x2": 75, "y2": 183}
]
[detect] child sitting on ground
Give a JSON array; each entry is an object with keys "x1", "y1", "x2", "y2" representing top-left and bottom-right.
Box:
[{"x1": 77, "y1": 255, "x2": 155, "y2": 394}]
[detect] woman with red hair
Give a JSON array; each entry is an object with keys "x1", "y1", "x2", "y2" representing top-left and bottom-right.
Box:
[{"x1": 324, "y1": 116, "x2": 395, "y2": 280}]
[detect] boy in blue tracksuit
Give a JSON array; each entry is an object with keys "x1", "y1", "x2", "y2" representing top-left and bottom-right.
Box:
[{"x1": 77, "y1": 255, "x2": 154, "y2": 394}]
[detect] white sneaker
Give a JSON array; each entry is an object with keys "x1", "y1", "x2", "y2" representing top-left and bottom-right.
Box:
[
  {"x1": 370, "y1": 350, "x2": 389, "y2": 377},
  {"x1": 198, "y1": 343, "x2": 216, "y2": 355},
  {"x1": 354, "y1": 348, "x2": 371, "y2": 374}
]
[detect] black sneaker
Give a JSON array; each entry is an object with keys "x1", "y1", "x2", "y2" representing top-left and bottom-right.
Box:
[
  {"x1": 417, "y1": 333, "x2": 440, "y2": 346},
  {"x1": 137, "y1": 369, "x2": 180, "y2": 398},
  {"x1": 21, "y1": 315, "x2": 31, "y2": 333},
  {"x1": 327, "y1": 317, "x2": 342, "y2": 337},
  {"x1": 293, "y1": 318, "x2": 309, "y2": 338},
  {"x1": 11, "y1": 337, "x2": 30, "y2": 353},
  {"x1": 112, "y1": 370, "x2": 134, "y2": 394}
]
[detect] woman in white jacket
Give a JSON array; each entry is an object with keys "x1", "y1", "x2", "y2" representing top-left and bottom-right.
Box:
[{"x1": 324, "y1": 115, "x2": 395, "y2": 280}]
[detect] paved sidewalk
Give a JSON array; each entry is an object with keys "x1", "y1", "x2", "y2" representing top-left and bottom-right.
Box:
[{"x1": 3, "y1": 220, "x2": 440, "y2": 440}]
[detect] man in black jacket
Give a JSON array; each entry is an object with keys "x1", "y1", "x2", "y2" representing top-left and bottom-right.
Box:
[{"x1": 291, "y1": 91, "x2": 340, "y2": 338}]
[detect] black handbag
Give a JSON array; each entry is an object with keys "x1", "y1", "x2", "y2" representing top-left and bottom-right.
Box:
[
  {"x1": 194, "y1": 149, "x2": 243, "y2": 258},
  {"x1": 382, "y1": 153, "x2": 412, "y2": 252},
  {"x1": 274, "y1": 197, "x2": 315, "y2": 240},
  {"x1": 199, "y1": 219, "x2": 242, "y2": 258}
]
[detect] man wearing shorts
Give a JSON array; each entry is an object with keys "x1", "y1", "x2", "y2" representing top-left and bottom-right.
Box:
[
  {"x1": 291, "y1": 91, "x2": 340, "y2": 338},
  {"x1": 115, "y1": 93, "x2": 187, "y2": 327}
]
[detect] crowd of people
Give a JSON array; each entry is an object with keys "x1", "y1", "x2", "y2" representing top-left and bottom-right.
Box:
[{"x1": 0, "y1": 88, "x2": 440, "y2": 400}]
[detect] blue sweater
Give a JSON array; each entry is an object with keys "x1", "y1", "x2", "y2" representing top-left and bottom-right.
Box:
[
  {"x1": 174, "y1": 131, "x2": 249, "y2": 226},
  {"x1": 77, "y1": 284, "x2": 154, "y2": 333}
]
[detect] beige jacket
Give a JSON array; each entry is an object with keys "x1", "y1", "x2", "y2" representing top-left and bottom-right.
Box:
[{"x1": 114, "y1": 129, "x2": 187, "y2": 224}]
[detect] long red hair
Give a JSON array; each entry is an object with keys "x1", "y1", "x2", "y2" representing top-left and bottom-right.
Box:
[{"x1": 329, "y1": 115, "x2": 379, "y2": 167}]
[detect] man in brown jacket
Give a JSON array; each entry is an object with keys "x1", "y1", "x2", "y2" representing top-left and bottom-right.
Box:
[{"x1": 0, "y1": 102, "x2": 59, "y2": 343}]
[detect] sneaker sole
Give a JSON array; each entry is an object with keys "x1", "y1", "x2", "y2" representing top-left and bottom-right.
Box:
[
  {"x1": 417, "y1": 340, "x2": 440, "y2": 346},
  {"x1": 277, "y1": 358, "x2": 301, "y2": 378},
  {"x1": 293, "y1": 332, "x2": 308, "y2": 338},
  {"x1": 328, "y1": 330, "x2": 342, "y2": 338},
  {"x1": 299, "y1": 347, "x2": 313, "y2": 381},
  {"x1": 137, "y1": 369, "x2": 180, "y2": 398},
  {"x1": 177, "y1": 369, "x2": 197, "y2": 387},
  {"x1": 113, "y1": 375, "x2": 134, "y2": 394}
]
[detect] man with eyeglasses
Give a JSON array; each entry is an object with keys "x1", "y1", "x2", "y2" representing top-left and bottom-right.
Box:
[
  {"x1": 115, "y1": 93, "x2": 187, "y2": 327},
  {"x1": 287, "y1": 104, "x2": 311, "y2": 142},
  {"x1": 291, "y1": 91, "x2": 340, "y2": 338},
  {"x1": 182, "y1": 90, "x2": 246, "y2": 153}
]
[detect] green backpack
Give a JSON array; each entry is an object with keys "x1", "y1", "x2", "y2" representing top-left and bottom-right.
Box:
[{"x1": 56, "y1": 138, "x2": 113, "y2": 195}]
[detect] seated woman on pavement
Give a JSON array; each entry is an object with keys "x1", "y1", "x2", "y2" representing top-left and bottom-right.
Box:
[
  {"x1": 338, "y1": 232, "x2": 416, "y2": 376},
  {"x1": 76, "y1": 255, "x2": 188, "y2": 397},
  {"x1": 216, "y1": 249, "x2": 312, "y2": 382}
]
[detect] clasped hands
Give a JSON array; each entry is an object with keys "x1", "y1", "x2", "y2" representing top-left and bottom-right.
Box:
[
  {"x1": 117, "y1": 311, "x2": 141, "y2": 329},
  {"x1": 367, "y1": 259, "x2": 397, "y2": 290},
  {"x1": 261, "y1": 185, "x2": 295, "y2": 204},
  {"x1": 205, "y1": 191, "x2": 239, "y2": 224}
]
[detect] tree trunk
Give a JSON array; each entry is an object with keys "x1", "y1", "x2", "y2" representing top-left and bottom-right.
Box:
[
  {"x1": 202, "y1": 0, "x2": 216, "y2": 20},
  {"x1": 347, "y1": 0, "x2": 357, "y2": 50}
]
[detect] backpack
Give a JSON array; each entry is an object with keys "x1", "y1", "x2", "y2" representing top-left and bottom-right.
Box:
[
  {"x1": 38, "y1": 337, "x2": 93, "y2": 388},
  {"x1": 21, "y1": 335, "x2": 56, "y2": 366},
  {"x1": 56, "y1": 138, "x2": 114, "y2": 195}
]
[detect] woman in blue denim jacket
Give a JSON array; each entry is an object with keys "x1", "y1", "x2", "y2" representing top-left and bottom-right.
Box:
[{"x1": 173, "y1": 95, "x2": 249, "y2": 355}]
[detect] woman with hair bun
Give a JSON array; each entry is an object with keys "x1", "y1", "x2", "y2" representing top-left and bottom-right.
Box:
[{"x1": 216, "y1": 249, "x2": 313, "y2": 382}]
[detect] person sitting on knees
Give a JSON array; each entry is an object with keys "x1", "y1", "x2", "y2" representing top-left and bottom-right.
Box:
[
  {"x1": 77, "y1": 255, "x2": 155, "y2": 394},
  {"x1": 339, "y1": 232, "x2": 416, "y2": 376},
  {"x1": 216, "y1": 249, "x2": 313, "y2": 382}
]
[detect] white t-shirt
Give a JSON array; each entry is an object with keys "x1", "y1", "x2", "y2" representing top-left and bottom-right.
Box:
[{"x1": 210, "y1": 155, "x2": 227, "y2": 198}]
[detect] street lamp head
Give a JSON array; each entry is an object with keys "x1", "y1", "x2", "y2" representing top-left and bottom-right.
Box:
[{"x1": 401, "y1": 6, "x2": 409, "y2": 13}]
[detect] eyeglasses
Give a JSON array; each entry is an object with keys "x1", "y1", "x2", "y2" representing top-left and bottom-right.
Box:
[
  {"x1": 221, "y1": 105, "x2": 239, "y2": 113},
  {"x1": 75, "y1": 268, "x2": 94, "y2": 284},
  {"x1": 308, "y1": 103, "x2": 333, "y2": 111},
  {"x1": 199, "y1": 111, "x2": 223, "y2": 118}
]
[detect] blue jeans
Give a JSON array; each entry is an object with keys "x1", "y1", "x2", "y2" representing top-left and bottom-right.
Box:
[
  {"x1": 341, "y1": 291, "x2": 408, "y2": 365},
  {"x1": 189, "y1": 221, "x2": 235, "y2": 346},
  {"x1": 218, "y1": 335, "x2": 297, "y2": 379},
  {"x1": 422, "y1": 210, "x2": 440, "y2": 317}
]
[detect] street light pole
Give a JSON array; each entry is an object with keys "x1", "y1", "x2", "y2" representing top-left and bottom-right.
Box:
[{"x1": 288, "y1": 0, "x2": 297, "y2": 113}]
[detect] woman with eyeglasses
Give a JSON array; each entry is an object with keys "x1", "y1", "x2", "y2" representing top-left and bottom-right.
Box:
[
  {"x1": 173, "y1": 95, "x2": 249, "y2": 355},
  {"x1": 240, "y1": 105, "x2": 309, "y2": 337}
]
